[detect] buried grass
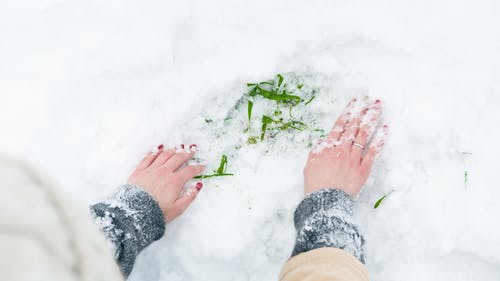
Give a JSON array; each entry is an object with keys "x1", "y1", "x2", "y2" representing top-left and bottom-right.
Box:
[
  {"x1": 245, "y1": 74, "x2": 319, "y2": 143},
  {"x1": 199, "y1": 73, "x2": 323, "y2": 181}
]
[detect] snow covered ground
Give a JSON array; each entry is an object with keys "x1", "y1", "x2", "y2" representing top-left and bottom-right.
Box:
[{"x1": 1, "y1": 0, "x2": 500, "y2": 280}]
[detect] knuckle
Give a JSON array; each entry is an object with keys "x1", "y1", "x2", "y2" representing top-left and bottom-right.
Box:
[
  {"x1": 181, "y1": 166, "x2": 197, "y2": 176},
  {"x1": 174, "y1": 153, "x2": 189, "y2": 162},
  {"x1": 182, "y1": 153, "x2": 194, "y2": 161},
  {"x1": 187, "y1": 165, "x2": 198, "y2": 173}
]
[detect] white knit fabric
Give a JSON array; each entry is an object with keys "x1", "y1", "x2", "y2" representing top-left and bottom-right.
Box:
[{"x1": 0, "y1": 156, "x2": 123, "y2": 281}]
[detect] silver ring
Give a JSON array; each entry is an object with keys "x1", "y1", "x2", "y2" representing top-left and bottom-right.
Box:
[{"x1": 353, "y1": 143, "x2": 365, "y2": 149}]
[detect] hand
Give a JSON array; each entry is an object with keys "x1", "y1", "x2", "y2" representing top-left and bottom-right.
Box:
[
  {"x1": 303, "y1": 97, "x2": 388, "y2": 198},
  {"x1": 128, "y1": 144, "x2": 205, "y2": 222}
]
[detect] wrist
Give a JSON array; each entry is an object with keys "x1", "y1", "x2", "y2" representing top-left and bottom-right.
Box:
[{"x1": 305, "y1": 184, "x2": 359, "y2": 199}]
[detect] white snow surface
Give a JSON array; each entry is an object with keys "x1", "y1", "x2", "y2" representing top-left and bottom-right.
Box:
[{"x1": 1, "y1": 0, "x2": 500, "y2": 280}]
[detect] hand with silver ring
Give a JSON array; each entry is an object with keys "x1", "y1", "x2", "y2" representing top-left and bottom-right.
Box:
[{"x1": 304, "y1": 97, "x2": 388, "y2": 198}]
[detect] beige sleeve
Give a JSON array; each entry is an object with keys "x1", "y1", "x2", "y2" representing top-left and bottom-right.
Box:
[{"x1": 279, "y1": 247, "x2": 369, "y2": 281}]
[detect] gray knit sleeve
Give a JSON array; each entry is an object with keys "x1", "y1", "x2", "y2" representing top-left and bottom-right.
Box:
[
  {"x1": 291, "y1": 188, "x2": 365, "y2": 263},
  {"x1": 90, "y1": 184, "x2": 166, "y2": 278}
]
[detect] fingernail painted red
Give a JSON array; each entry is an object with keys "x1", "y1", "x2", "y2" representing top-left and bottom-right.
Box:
[
  {"x1": 375, "y1": 99, "x2": 381, "y2": 104},
  {"x1": 157, "y1": 144, "x2": 164, "y2": 150},
  {"x1": 196, "y1": 182, "x2": 203, "y2": 191},
  {"x1": 180, "y1": 144, "x2": 185, "y2": 149},
  {"x1": 383, "y1": 124, "x2": 388, "y2": 128},
  {"x1": 190, "y1": 144, "x2": 197, "y2": 149}
]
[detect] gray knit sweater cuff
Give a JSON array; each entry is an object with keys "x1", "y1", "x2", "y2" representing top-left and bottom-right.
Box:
[
  {"x1": 91, "y1": 184, "x2": 166, "y2": 277},
  {"x1": 291, "y1": 188, "x2": 365, "y2": 263}
]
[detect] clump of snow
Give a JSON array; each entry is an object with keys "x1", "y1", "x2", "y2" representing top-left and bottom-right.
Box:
[
  {"x1": 311, "y1": 139, "x2": 339, "y2": 155},
  {"x1": 1, "y1": 0, "x2": 500, "y2": 280}
]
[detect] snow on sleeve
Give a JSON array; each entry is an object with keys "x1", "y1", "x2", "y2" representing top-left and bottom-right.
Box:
[
  {"x1": 90, "y1": 184, "x2": 166, "y2": 278},
  {"x1": 291, "y1": 188, "x2": 366, "y2": 263}
]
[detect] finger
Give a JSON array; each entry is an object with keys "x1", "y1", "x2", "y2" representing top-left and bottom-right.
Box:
[
  {"x1": 151, "y1": 147, "x2": 176, "y2": 167},
  {"x1": 162, "y1": 144, "x2": 197, "y2": 172},
  {"x1": 341, "y1": 98, "x2": 370, "y2": 147},
  {"x1": 327, "y1": 98, "x2": 358, "y2": 141},
  {"x1": 175, "y1": 165, "x2": 205, "y2": 185},
  {"x1": 175, "y1": 182, "x2": 203, "y2": 212},
  {"x1": 137, "y1": 145, "x2": 164, "y2": 170},
  {"x1": 353, "y1": 100, "x2": 382, "y2": 157},
  {"x1": 361, "y1": 124, "x2": 389, "y2": 172}
]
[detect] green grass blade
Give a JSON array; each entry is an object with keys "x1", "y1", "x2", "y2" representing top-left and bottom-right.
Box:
[
  {"x1": 248, "y1": 86, "x2": 258, "y2": 97},
  {"x1": 193, "y1": 173, "x2": 234, "y2": 179},
  {"x1": 216, "y1": 155, "x2": 228, "y2": 174},
  {"x1": 373, "y1": 195, "x2": 387, "y2": 209},
  {"x1": 374, "y1": 191, "x2": 394, "y2": 209},
  {"x1": 260, "y1": 115, "x2": 273, "y2": 141},
  {"x1": 277, "y1": 74, "x2": 284, "y2": 88},
  {"x1": 257, "y1": 89, "x2": 301, "y2": 104},
  {"x1": 304, "y1": 95, "x2": 316, "y2": 105},
  {"x1": 247, "y1": 100, "x2": 254, "y2": 124}
]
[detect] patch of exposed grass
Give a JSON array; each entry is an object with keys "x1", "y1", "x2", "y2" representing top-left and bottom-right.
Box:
[{"x1": 244, "y1": 74, "x2": 317, "y2": 143}]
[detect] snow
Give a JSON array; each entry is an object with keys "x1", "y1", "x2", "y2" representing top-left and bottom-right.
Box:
[{"x1": 1, "y1": 0, "x2": 500, "y2": 280}]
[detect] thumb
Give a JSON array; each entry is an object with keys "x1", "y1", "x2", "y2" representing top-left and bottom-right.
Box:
[{"x1": 175, "y1": 181, "x2": 203, "y2": 213}]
